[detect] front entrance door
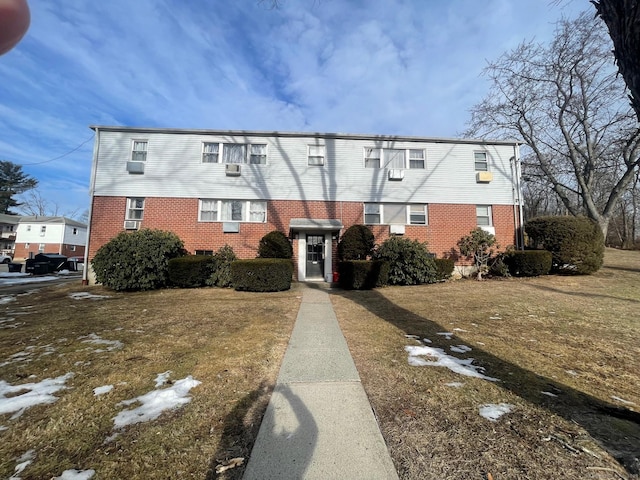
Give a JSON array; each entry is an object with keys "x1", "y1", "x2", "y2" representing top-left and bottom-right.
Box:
[{"x1": 306, "y1": 235, "x2": 324, "y2": 279}]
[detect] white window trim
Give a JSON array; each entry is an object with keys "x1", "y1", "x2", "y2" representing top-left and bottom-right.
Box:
[
  {"x1": 409, "y1": 204, "x2": 428, "y2": 225},
  {"x1": 249, "y1": 144, "x2": 268, "y2": 165},
  {"x1": 474, "y1": 151, "x2": 489, "y2": 172},
  {"x1": 202, "y1": 142, "x2": 268, "y2": 165},
  {"x1": 476, "y1": 205, "x2": 493, "y2": 226},
  {"x1": 126, "y1": 198, "x2": 145, "y2": 221},
  {"x1": 131, "y1": 139, "x2": 148, "y2": 162},
  {"x1": 364, "y1": 203, "x2": 429, "y2": 225},
  {"x1": 198, "y1": 199, "x2": 267, "y2": 223},
  {"x1": 202, "y1": 142, "x2": 219, "y2": 163},
  {"x1": 307, "y1": 145, "x2": 325, "y2": 166},
  {"x1": 364, "y1": 147, "x2": 426, "y2": 169}
]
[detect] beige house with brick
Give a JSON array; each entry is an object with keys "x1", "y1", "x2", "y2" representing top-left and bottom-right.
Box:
[{"x1": 86, "y1": 126, "x2": 523, "y2": 282}]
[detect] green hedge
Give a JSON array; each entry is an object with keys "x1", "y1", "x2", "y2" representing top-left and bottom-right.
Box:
[
  {"x1": 338, "y1": 225, "x2": 375, "y2": 260},
  {"x1": 338, "y1": 260, "x2": 389, "y2": 290},
  {"x1": 525, "y1": 216, "x2": 604, "y2": 274},
  {"x1": 206, "y1": 245, "x2": 237, "y2": 288},
  {"x1": 258, "y1": 231, "x2": 293, "y2": 259},
  {"x1": 168, "y1": 255, "x2": 214, "y2": 288},
  {"x1": 507, "y1": 250, "x2": 552, "y2": 277},
  {"x1": 434, "y1": 258, "x2": 455, "y2": 281},
  {"x1": 373, "y1": 236, "x2": 437, "y2": 285},
  {"x1": 231, "y1": 258, "x2": 293, "y2": 292}
]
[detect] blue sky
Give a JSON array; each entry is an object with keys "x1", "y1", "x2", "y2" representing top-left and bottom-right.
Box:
[{"x1": 0, "y1": 0, "x2": 591, "y2": 217}]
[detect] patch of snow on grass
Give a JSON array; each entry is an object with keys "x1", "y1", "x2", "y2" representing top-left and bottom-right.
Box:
[
  {"x1": 155, "y1": 371, "x2": 172, "y2": 387},
  {"x1": 0, "y1": 295, "x2": 16, "y2": 305},
  {"x1": 69, "y1": 292, "x2": 111, "y2": 301},
  {"x1": 9, "y1": 449, "x2": 35, "y2": 479},
  {"x1": 53, "y1": 469, "x2": 96, "y2": 480},
  {"x1": 0, "y1": 275, "x2": 58, "y2": 286},
  {"x1": 479, "y1": 403, "x2": 513, "y2": 422},
  {"x1": 565, "y1": 370, "x2": 578, "y2": 376},
  {"x1": 436, "y1": 332, "x2": 454, "y2": 340},
  {"x1": 453, "y1": 328, "x2": 468, "y2": 332},
  {"x1": 612, "y1": 396, "x2": 636, "y2": 406},
  {"x1": 79, "y1": 333, "x2": 123, "y2": 351},
  {"x1": 450, "y1": 345, "x2": 472, "y2": 354},
  {"x1": 0, "y1": 373, "x2": 74, "y2": 418},
  {"x1": 113, "y1": 375, "x2": 201, "y2": 429},
  {"x1": 541, "y1": 391, "x2": 557, "y2": 397},
  {"x1": 445, "y1": 382, "x2": 464, "y2": 388},
  {"x1": 405, "y1": 345, "x2": 499, "y2": 382},
  {"x1": 93, "y1": 385, "x2": 114, "y2": 396}
]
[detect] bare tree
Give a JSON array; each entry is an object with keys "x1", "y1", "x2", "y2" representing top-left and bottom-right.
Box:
[
  {"x1": 592, "y1": 0, "x2": 640, "y2": 121},
  {"x1": 17, "y1": 189, "x2": 83, "y2": 220},
  {"x1": 466, "y1": 12, "x2": 640, "y2": 238}
]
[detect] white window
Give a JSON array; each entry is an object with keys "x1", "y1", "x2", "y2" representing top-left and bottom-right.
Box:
[
  {"x1": 40, "y1": 226, "x2": 46, "y2": 236},
  {"x1": 476, "y1": 205, "x2": 492, "y2": 226},
  {"x1": 203, "y1": 143, "x2": 219, "y2": 163},
  {"x1": 409, "y1": 205, "x2": 428, "y2": 225},
  {"x1": 249, "y1": 201, "x2": 267, "y2": 222},
  {"x1": 249, "y1": 144, "x2": 267, "y2": 164},
  {"x1": 69, "y1": 245, "x2": 77, "y2": 252},
  {"x1": 200, "y1": 199, "x2": 267, "y2": 223},
  {"x1": 38, "y1": 243, "x2": 45, "y2": 252},
  {"x1": 308, "y1": 145, "x2": 325, "y2": 166},
  {"x1": 409, "y1": 149, "x2": 425, "y2": 169},
  {"x1": 383, "y1": 149, "x2": 405, "y2": 169},
  {"x1": 72, "y1": 228, "x2": 78, "y2": 235},
  {"x1": 26, "y1": 225, "x2": 31, "y2": 232},
  {"x1": 126, "y1": 198, "x2": 145, "y2": 220},
  {"x1": 132, "y1": 140, "x2": 148, "y2": 162},
  {"x1": 199, "y1": 199, "x2": 218, "y2": 221},
  {"x1": 25, "y1": 243, "x2": 30, "y2": 249},
  {"x1": 474, "y1": 151, "x2": 488, "y2": 171},
  {"x1": 384, "y1": 204, "x2": 406, "y2": 224},
  {"x1": 364, "y1": 148, "x2": 381, "y2": 168},
  {"x1": 223, "y1": 144, "x2": 246, "y2": 164},
  {"x1": 364, "y1": 204, "x2": 381, "y2": 224}
]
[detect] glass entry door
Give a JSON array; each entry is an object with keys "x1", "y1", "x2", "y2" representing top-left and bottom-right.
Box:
[{"x1": 306, "y1": 235, "x2": 324, "y2": 279}]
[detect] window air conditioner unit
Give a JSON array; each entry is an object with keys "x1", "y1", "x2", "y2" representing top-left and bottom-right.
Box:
[
  {"x1": 225, "y1": 164, "x2": 241, "y2": 176},
  {"x1": 388, "y1": 169, "x2": 404, "y2": 181},
  {"x1": 390, "y1": 224, "x2": 405, "y2": 235},
  {"x1": 476, "y1": 171, "x2": 493, "y2": 183},
  {"x1": 123, "y1": 220, "x2": 140, "y2": 230},
  {"x1": 126, "y1": 161, "x2": 145, "y2": 174}
]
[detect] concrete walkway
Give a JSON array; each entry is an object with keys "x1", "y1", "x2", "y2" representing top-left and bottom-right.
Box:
[{"x1": 243, "y1": 283, "x2": 399, "y2": 480}]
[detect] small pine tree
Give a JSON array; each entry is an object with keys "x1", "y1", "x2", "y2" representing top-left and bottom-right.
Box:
[{"x1": 457, "y1": 228, "x2": 498, "y2": 280}]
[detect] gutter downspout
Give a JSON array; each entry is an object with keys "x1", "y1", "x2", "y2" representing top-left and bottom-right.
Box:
[
  {"x1": 511, "y1": 143, "x2": 525, "y2": 250},
  {"x1": 82, "y1": 127, "x2": 100, "y2": 285}
]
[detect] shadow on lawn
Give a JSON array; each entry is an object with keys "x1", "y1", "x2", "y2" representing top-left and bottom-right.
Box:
[{"x1": 332, "y1": 288, "x2": 640, "y2": 475}]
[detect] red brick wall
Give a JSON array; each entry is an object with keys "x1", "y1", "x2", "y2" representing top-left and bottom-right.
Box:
[{"x1": 88, "y1": 197, "x2": 518, "y2": 268}]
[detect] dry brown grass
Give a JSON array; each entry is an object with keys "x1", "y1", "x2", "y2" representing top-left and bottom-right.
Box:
[
  {"x1": 331, "y1": 248, "x2": 640, "y2": 480},
  {"x1": 0, "y1": 283, "x2": 301, "y2": 479}
]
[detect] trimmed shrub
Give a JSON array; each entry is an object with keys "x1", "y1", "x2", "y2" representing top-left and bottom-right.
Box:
[
  {"x1": 434, "y1": 258, "x2": 455, "y2": 281},
  {"x1": 338, "y1": 260, "x2": 389, "y2": 290},
  {"x1": 168, "y1": 255, "x2": 214, "y2": 288},
  {"x1": 457, "y1": 228, "x2": 498, "y2": 280},
  {"x1": 373, "y1": 236, "x2": 437, "y2": 285},
  {"x1": 231, "y1": 258, "x2": 293, "y2": 292},
  {"x1": 206, "y1": 245, "x2": 237, "y2": 288},
  {"x1": 507, "y1": 250, "x2": 552, "y2": 277},
  {"x1": 525, "y1": 216, "x2": 604, "y2": 274},
  {"x1": 258, "y1": 231, "x2": 293, "y2": 259},
  {"x1": 338, "y1": 225, "x2": 375, "y2": 260},
  {"x1": 92, "y1": 229, "x2": 185, "y2": 291}
]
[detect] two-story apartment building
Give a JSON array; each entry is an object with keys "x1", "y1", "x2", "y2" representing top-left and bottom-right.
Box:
[
  {"x1": 86, "y1": 126, "x2": 523, "y2": 283},
  {"x1": 0, "y1": 213, "x2": 20, "y2": 257},
  {"x1": 13, "y1": 216, "x2": 87, "y2": 261}
]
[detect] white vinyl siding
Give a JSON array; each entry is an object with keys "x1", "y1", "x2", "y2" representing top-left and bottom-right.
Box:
[
  {"x1": 131, "y1": 140, "x2": 147, "y2": 162},
  {"x1": 308, "y1": 145, "x2": 325, "y2": 166},
  {"x1": 126, "y1": 198, "x2": 145, "y2": 220},
  {"x1": 476, "y1": 205, "x2": 492, "y2": 226},
  {"x1": 474, "y1": 151, "x2": 489, "y2": 171},
  {"x1": 199, "y1": 199, "x2": 266, "y2": 223}
]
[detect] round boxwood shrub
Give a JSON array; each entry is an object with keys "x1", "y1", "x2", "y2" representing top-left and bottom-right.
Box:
[
  {"x1": 525, "y1": 216, "x2": 604, "y2": 274},
  {"x1": 206, "y1": 245, "x2": 237, "y2": 288},
  {"x1": 338, "y1": 225, "x2": 375, "y2": 261},
  {"x1": 373, "y1": 236, "x2": 436, "y2": 285},
  {"x1": 231, "y1": 258, "x2": 293, "y2": 292},
  {"x1": 92, "y1": 229, "x2": 185, "y2": 291},
  {"x1": 507, "y1": 250, "x2": 552, "y2": 277},
  {"x1": 258, "y1": 231, "x2": 293, "y2": 259}
]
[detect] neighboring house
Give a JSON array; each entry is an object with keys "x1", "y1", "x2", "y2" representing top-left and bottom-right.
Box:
[
  {"x1": 13, "y1": 216, "x2": 87, "y2": 261},
  {"x1": 0, "y1": 213, "x2": 20, "y2": 257},
  {"x1": 86, "y1": 126, "x2": 524, "y2": 282}
]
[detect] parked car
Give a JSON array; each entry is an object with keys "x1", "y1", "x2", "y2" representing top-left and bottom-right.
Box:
[{"x1": 0, "y1": 253, "x2": 13, "y2": 264}]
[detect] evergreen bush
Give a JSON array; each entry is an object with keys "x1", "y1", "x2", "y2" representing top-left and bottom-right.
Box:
[
  {"x1": 206, "y1": 245, "x2": 237, "y2": 287},
  {"x1": 524, "y1": 216, "x2": 604, "y2": 274},
  {"x1": 457, "y1": 228, "x2": 498, "y2": 280},
  {"x1": 168, "y1": 255, "x2": 214, "y2": 288},
  {"x1": 338, "y1": 260, "x2": 389, "y2": 290},
  {"x1": 338, "y1": 225, "x2": 375, "y2": 260},
  {"x1": 231, "y1": 258, "x2": 293, "y2": 292},
  {"x1": 258, "y1": 231, "x2": 293, "y2": 259},
  {"x1": 92, "y1": 229, "x2": 185, "y2": 291},
  {"x1": 433, "y1": 258, "x2": 455, "y2": 281},
  {"x1": 373, "y1": 236, "x2": 436, "y2": 285},
  {"x1": 507, "y1": 250, "x2": 552, "y2": 277}
]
